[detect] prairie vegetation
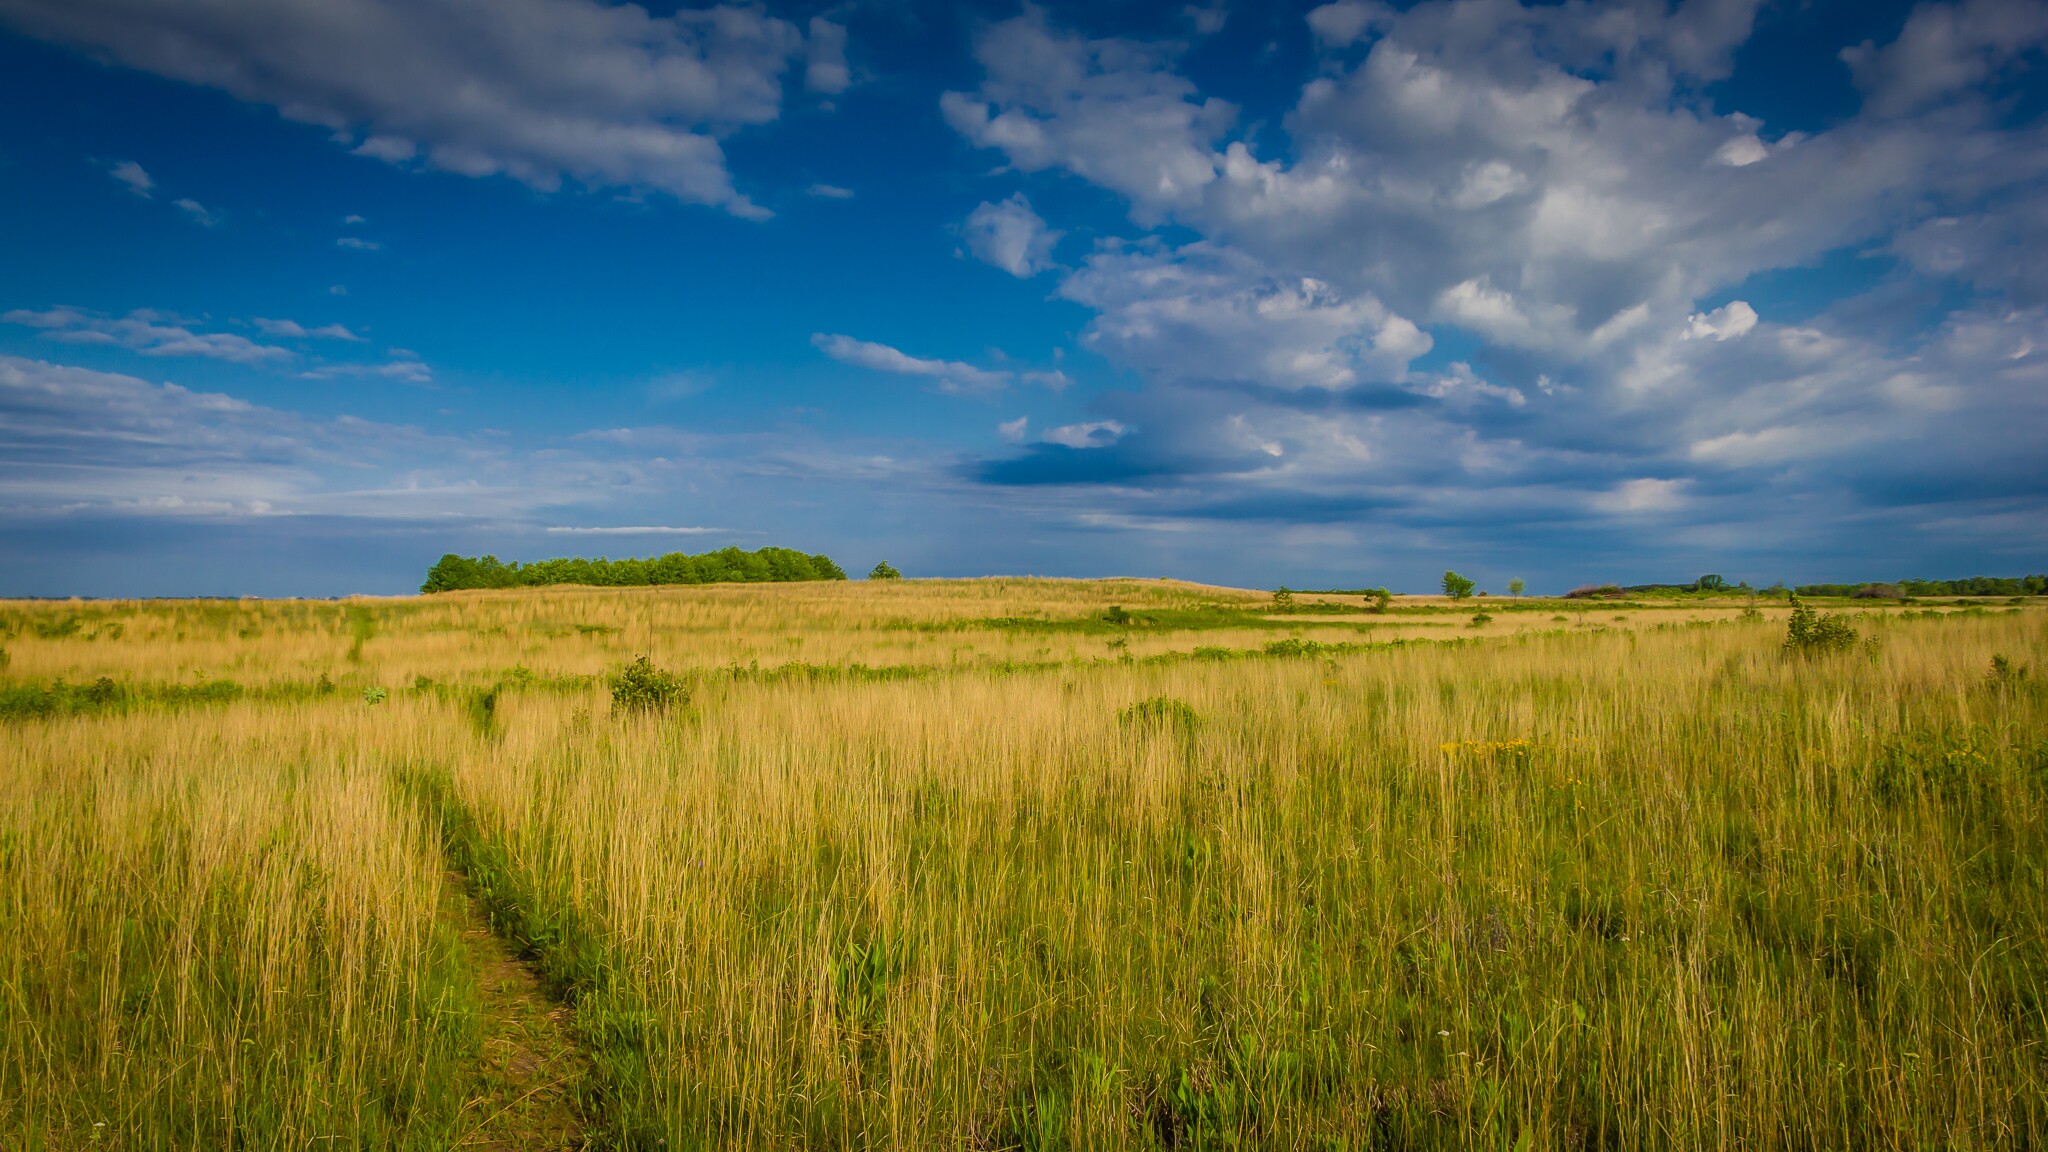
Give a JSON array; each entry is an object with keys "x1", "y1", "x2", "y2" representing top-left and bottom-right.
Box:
[{"x1": 2, "y1": 580, "x2": 2044, "y2": 1149}]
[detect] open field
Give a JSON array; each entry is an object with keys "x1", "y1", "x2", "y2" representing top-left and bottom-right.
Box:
[{"x1": 3, "y1": 581, "x2": 2045, "y2": 1149}]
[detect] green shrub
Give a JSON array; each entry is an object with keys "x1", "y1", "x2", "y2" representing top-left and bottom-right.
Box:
[
  {"x1": 1988, "y1": 655, "x2": 2028, "y2": 688},
  {"x1": 362, "y1": 686, "x2": 388, "y2": 705},
  {"x1": 1119, "y1": 696, "x2": 1199, "y2": 733},
  {"x1": 1783, "y1": 595, "x2": 1858, "y2": 654},
  {"x1": 609, "y1": 655, "x2": 689, "y2": 714},
  {"x1": 1507, "y1": 577, "x2": 1526, "y2": 596},
  {"x1": 1469, "y1": 612, "x2": 1493, "y2": 628},
  {"x1": 1361, "y1": 588, "x2": 1392, "y2": 613},
  {"x1": 1442, "y1": 571, "x2": 1475, "y2": 600},
  {"x1": 869, "y1": 561, "x2": 901, "y2": 580}
]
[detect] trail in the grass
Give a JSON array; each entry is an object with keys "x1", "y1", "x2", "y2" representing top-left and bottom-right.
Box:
[{"x1": 437, "y1": 869, "x2": 593, "y2": 1150}]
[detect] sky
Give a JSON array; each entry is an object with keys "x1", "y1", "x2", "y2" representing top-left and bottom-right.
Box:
[{"x1": 1, "y1": 0, "x2": 2045, "y2": 597}]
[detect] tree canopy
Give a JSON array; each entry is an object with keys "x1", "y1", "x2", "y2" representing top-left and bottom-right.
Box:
[{"x1": 421, "y1": 547, "x2": 847, "y2": 593}]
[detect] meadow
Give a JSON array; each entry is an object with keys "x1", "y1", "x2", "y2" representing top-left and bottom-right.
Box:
[{"x1": 1, "y1": 580, "x2": 2043, "y2": 1150}]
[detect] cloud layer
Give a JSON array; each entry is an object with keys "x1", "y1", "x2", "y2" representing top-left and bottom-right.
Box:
[{"x1": 0, "y1": 0, "x2": 842, "y2": 217}]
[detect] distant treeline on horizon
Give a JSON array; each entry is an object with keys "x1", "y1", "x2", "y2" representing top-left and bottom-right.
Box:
[
  {"x1": 1611, "y1": 574, "x2": 2047, "y2": 598},
  {"x1": 420, "y1": 547, "x2": 847, "y2": 593}
]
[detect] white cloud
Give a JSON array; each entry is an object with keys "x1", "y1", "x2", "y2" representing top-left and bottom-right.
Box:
[
  {"x1": 805, "y1": 17, "x2": 849, "y2": 95},
  {"x1": 336, "y1": 237, "x2": 383, "y2": 251},
  {"x1": 172, "y1": 197, "x2": 222, "y2": 227},
  {"x1": 343, "y1": 213, "x2": 367, "y2": 224},
  {"x1": 1683, "y1": 300, "x2": 1758, "y2": 341},
  {"x1": 812, "y1": 333, "x2": 1013, "y2": 393},
  {"x1": 806, "y1": 183, "x2": 854, "y2": 199},
  {"x1": 3, "y1": 307, "x2": 291, "y2": 364},
  {"x1": 963, "y1": 193, "x2": 1062, "y2": 277},
  {"x1": 1043, "y1": 419, "x2": 1126, "y2": 448},
  {"x1": 941, "y1": 8, "x2": 1236, "y2": 223},
  {"x1": 255, "y1": 318, "x2": 364, "y2": 341},
  {"x1": 1842, "y1": 0, "x2": 2048, "y2": 117},
  {"x1": 108, "y1": 160, "x2": 153, "y2": 197},
  {"x1": 1060, "y1": 242, "x2": 1431, "y2": 390},
  {"x1": 1, "y1": 0, "x2": 845, "y2": 219},
  {"x1": 998, "y1": 416, "x2": 1029, "y2": 442}
]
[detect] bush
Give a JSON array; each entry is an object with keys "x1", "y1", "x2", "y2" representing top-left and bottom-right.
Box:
[
  {"x1": 1469, "y1": 612, "x2": 1493, "y2": 628},
  {"x1": 1565, "y1": 584, "x2": 1626, "y2": 600},
  {"x1": 1442, "y1": 571, "x2": 1476, "y2": 600},
  {"x1": 869, "y1": 561, "x2": 901, "y2": 580},
  {"x1": 1272, "y1": 587, "x2": 1295, "y2": 611},
  {"x1": 1507, "y1": 578, "x2": 1525, "y2": 596},
  {"x1": 1783, "y1": 595, "x2": 1858, "y2": 654},
  {"x1": 1119, "y1": 696, "x2": 1199, "y2": 733},
  {"x1": 609, "y1": 655, "x2": 689, "y2": 714},
  {"x1": 1362, "y1": 588, "x2": 1392, "y2": 614}
]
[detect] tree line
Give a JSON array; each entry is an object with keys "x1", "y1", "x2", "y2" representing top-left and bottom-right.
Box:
[{"x1": 420, "y1": 547, "x2": 847, "y2": 593}]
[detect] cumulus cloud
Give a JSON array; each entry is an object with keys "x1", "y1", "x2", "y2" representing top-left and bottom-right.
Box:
[
  {"x1": 807, "y1": 183, "x2": 855, "y2": 199},
  {"x1": 1843, "y1": 0, "x2": 2048, "y2": 117},
  {"x1": 998, "y1": 416, "x2": 1030, "y2": 442},
  {"x1": 1042, "y1": 419, "x2": 1126, "y2": 449},
  {"x1": 1683, "y1": 300, "x2": 1758, "y2": 341},
  {"x1": 4, "y1": 307, "x2": 291, "y2": 364},
  {"x1": 812, "y1": 333, "x2": 1014, "y2": 394},
  {"x1": 1059, "y1": 242, "x2": 1431, "y2": 390},
  {"x1": 0, "y1": 0, "x2": 843, "y2": 218},
  {"x1": 940, "y1": 8, "x2": 1236, "y2": 223},
  {"x1": 944, "y1": 0, "x2": 2048, "y2": 569},
  {"x1": 963, "y1": 193, "x2": 1062, "y2": 277}
]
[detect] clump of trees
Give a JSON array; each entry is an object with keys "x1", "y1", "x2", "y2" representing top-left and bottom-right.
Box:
[
  {"x1": 421, "y1": 547, "x2": 847, "y2": 593},
  {"x1": 1442, "y1": 571, "x2": 1476, "y2": 600}
]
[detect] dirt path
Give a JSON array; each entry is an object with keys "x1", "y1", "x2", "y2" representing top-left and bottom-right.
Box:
[{"x1": 437, "y1": 870, "x2": 592, "y2": 1150}]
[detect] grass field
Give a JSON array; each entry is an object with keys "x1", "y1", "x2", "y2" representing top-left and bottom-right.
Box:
[{"x1": 3, "y1": 581, "x2": 2044, "y2": 1149}]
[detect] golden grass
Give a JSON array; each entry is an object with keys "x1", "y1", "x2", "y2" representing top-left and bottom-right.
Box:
[{"x1": 2, "y1": 583, "x2": 2043, "y2": 1148}]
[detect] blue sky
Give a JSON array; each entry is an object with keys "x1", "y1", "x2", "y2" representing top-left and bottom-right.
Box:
[{"x1": 1, "y1": 0, "x2": 2044, "y2": 596}]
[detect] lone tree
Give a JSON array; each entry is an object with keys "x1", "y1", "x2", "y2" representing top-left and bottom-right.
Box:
[
  {"x1": 1442, "y1": 570, "x2": 1476, "y2": 600},
  {"x1": 1508, "y1": 577, "x2": 1526, "y2": 597},
  {"x1": 868, "y1": 561, "x2": 902, "y2": 580}
]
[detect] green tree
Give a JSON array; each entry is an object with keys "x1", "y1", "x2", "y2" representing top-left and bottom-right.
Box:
[
  {"x1": 1696, "y1": 574, "x2": 1727, "y2": 592},
  {"x1": 868, "y1": 561, "x2": 902, "y2": 580},
  {"x1": 1272, "y1": 587, "x2": 1295, "y2": 611},
  {"x1": 1442, "y1": 571, "x2": 1476, "y2": 600},
  {"x1": 1507, "y1": 577, "x2": 1526, "y2": 597},
  {"x1": 1362, "y1": 588, "x2": 1392, "y2": 614}
]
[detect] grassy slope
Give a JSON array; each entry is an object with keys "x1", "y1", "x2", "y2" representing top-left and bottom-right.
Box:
[{"x1": 1, "y1": 583, "x2": 2043, "y2": 1148}]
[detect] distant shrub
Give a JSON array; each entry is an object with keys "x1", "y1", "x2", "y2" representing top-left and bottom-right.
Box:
[
  {"x1": 1441, "y1": 571, "x2": 1475, "y2": 600},
  {"x1": 1119, "y1": 696, "x2": 1199, "y2": 733},
  {"x1": 1853, "y1": 584, "x2": 1904, "y2": 600},
  {"x1": 1987, "y1": 655, "x2": 2028, "y2": 688},
  {"x1": 869, "y1": 561, "x2": 901, "y2": 580},
  {"x1": 1784, "y1": 595, "x2": 1858, "y2": 654},
  {"x1": 362, "y1": 686, "x2": 388, "y2": 704},
  {"x1": 610, "y1": 655, "x2": 689, "y2": 714},
  {"x1": 1264, "y1": 638, "x2": 1326, "y2": 657},
  {"x1": 1507, "y1": 578, "x2": 1526, "y2": 596},
  {"x1": 1361, "y1": 588, "x2": 1392, "y2": 614},
  {"x1": 1565, "y1": 584, "x2": 1626, "y2": 600},
  {"x1": 1272, "y1": 587, "x2": 1295, "y2": 611},
  {"x1": 1468, "y1": 612, "x2": 1493, "y2": 628},
  {"x1": 1102, "y1": 605, "x2": 1134, "y2": 626}
]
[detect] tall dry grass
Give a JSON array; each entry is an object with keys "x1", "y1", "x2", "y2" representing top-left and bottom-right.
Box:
[{"x1": 1, "y1": 586, "x2": 2042, "y2": 1148}]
